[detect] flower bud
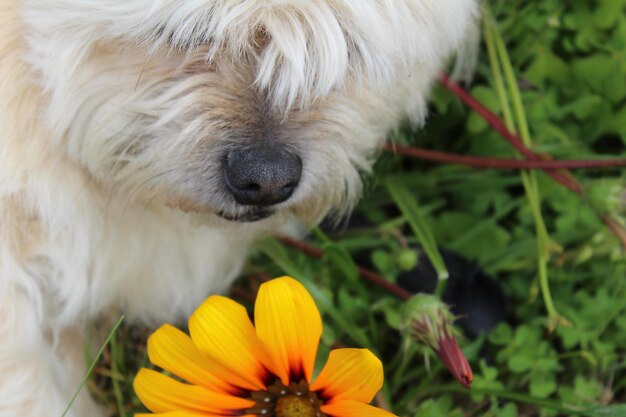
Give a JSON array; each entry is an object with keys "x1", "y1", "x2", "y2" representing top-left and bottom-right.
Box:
[{"x1": 403, "y1": 294, "x2": 473, "y2": 388}]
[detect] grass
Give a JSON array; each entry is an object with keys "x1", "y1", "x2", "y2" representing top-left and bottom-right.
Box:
[{"x1": 82, "y1": 3, "x2": 626, "y2": 417}]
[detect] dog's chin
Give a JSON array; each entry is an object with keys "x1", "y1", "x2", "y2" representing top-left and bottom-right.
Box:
[{"x1": 216, "y1": 208, "x2": 274, "y2": 223}]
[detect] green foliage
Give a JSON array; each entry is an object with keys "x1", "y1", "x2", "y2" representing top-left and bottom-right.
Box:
[{"x1": 96, "y1": 1, "x2": 626, "y2": 416}]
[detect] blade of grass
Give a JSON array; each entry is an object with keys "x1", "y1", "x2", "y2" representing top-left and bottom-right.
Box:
[
  {"x1": 109, "y1": 329, "x2": 128, "y2": 417},
  {"x1": 385, "y1": 179, "x2": 449, "y2": 296},
  {"x1": 494, "y1": 23, "x2": 567, "y2": 327},
  {"x1": 61, "y1": 315, "x2": 125, "y2": 417}
]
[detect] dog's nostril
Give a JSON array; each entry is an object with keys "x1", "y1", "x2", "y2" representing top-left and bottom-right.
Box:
[
  {"x1": 242, "y1": 183, "x2": 261, "y2": 192},
  {"x1": 223, "y1": 144, "x2": 302, "y2": 207}
]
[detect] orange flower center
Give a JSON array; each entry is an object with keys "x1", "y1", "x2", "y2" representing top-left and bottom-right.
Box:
[{"x1": 247, "y1": 380, "x2": 327, "y2": 417}]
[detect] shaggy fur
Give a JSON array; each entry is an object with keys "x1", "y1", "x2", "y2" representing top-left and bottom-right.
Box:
[{"x1": 0, "y1": 1, "x2": 477, "y2": 415}]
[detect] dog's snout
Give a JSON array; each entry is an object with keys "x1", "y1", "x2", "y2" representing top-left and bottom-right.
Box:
[{"x1": 224, "y1": 144, "x2": 302, "y2": 206}]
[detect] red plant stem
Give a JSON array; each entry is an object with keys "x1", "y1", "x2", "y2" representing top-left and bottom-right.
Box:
[
  {"x1": 279, "y1": 236, "x2": 412, "y2": 301},
  {"x1": 439, "y1": 74, "x2": 626, "y2": 249},
  {"x1": 438, "y1": 74, "x2": 582, "y2": 193},
  {"x1": 384, "y1": 143, "x2": 626, "y2": 170},
  {"x1": 439, "y1": 75, "x2": 531, "y2": 156},
  {"x1": 357, "y1": 265, "x2": 411, "y2": 301}
]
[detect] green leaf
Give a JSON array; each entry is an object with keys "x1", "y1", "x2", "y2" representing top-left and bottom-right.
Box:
[
  {"x1": 594, "y1": 0, "x2": 624, "y2": 29},
  {"x1": 526, "y1": 50, "x2": 571, "y2": 86},
  {"x1": 301, "y1": 280, "x2": 373, "y2": 350},
  {"x1": 488, "y1": 323, "x2": 513, "y2": 345},
  {"x1": 555, "y1": 95, "x2": 603, "y2": 120},
  {"x1": 573, "y1": 56, "x2": 626, "y2": 103},
  {"x1": 507, "y1": 353, "x2": 534, "y2": 373},
  {"x1": 530, "y1": 373, "x2": 557, "y2": 398},
  {"x1": 467, "y1": 86, "x2": 501, "y2": 133},
  {"x1": 437, "y1": 211, "x2": 512, "y2": 263},
  {"x1": 574, "y1": 375, "x2": 603, "y2": 402},
  {"x1": 497, "y1": 403, "x2": 518, "y2": 417},
  {"x1": 323, "y1": 243, "x2": 359, "y2": 283},
  {"x1": 371, "y1": 250, "x2": 396, "y2": 277}
]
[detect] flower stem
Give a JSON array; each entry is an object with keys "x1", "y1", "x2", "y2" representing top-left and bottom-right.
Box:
[
  {"x1": 109, "y1": 332, "x2": 128, "y2": 417},
  {"x1": 484, "y1": 13, "x2": 569, "y2": 329}
]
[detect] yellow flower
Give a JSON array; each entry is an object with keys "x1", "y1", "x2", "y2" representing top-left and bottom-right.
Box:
[{"x1": 134, "y1": 276, "x2": 397, "y2": 417}]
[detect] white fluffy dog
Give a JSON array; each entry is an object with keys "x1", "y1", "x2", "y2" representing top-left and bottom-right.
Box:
[{"x1": 0, "y1": 1, "x2": 477, "y2": 415}]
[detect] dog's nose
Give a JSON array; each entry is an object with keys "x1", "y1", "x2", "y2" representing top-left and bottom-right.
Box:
[{"x1": 224, "y1": 144, "x2": 302, "y2": 206}]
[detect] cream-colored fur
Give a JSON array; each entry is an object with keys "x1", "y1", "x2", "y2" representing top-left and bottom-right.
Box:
[{"x1": 0, "y1": 1, "x2": 477, "y2": 415}]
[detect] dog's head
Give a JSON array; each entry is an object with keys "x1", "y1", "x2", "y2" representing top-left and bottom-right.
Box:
[{"x1": 23, "y1": 0, "x2": 475, "y2": 227}]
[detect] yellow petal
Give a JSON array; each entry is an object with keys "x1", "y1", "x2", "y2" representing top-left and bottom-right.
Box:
[
  {"x1": 148, "y1": 324, "x2": 235, "y2": 394},
  {"x1": 254, "y1": 277, "x2": 322, "y2": 385},
  {"x1": 188, "y1": 295, "x2": 269, "y2": 391},
  {"x1": 133, "y1": 369, "x2": 254, "y2": 414},
  {"x1": 309, "y1": 349, "x2": 383, "y2": 403},
  {"x1": 321, "y1": 400, "x2": 398, "y2": 417}
]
